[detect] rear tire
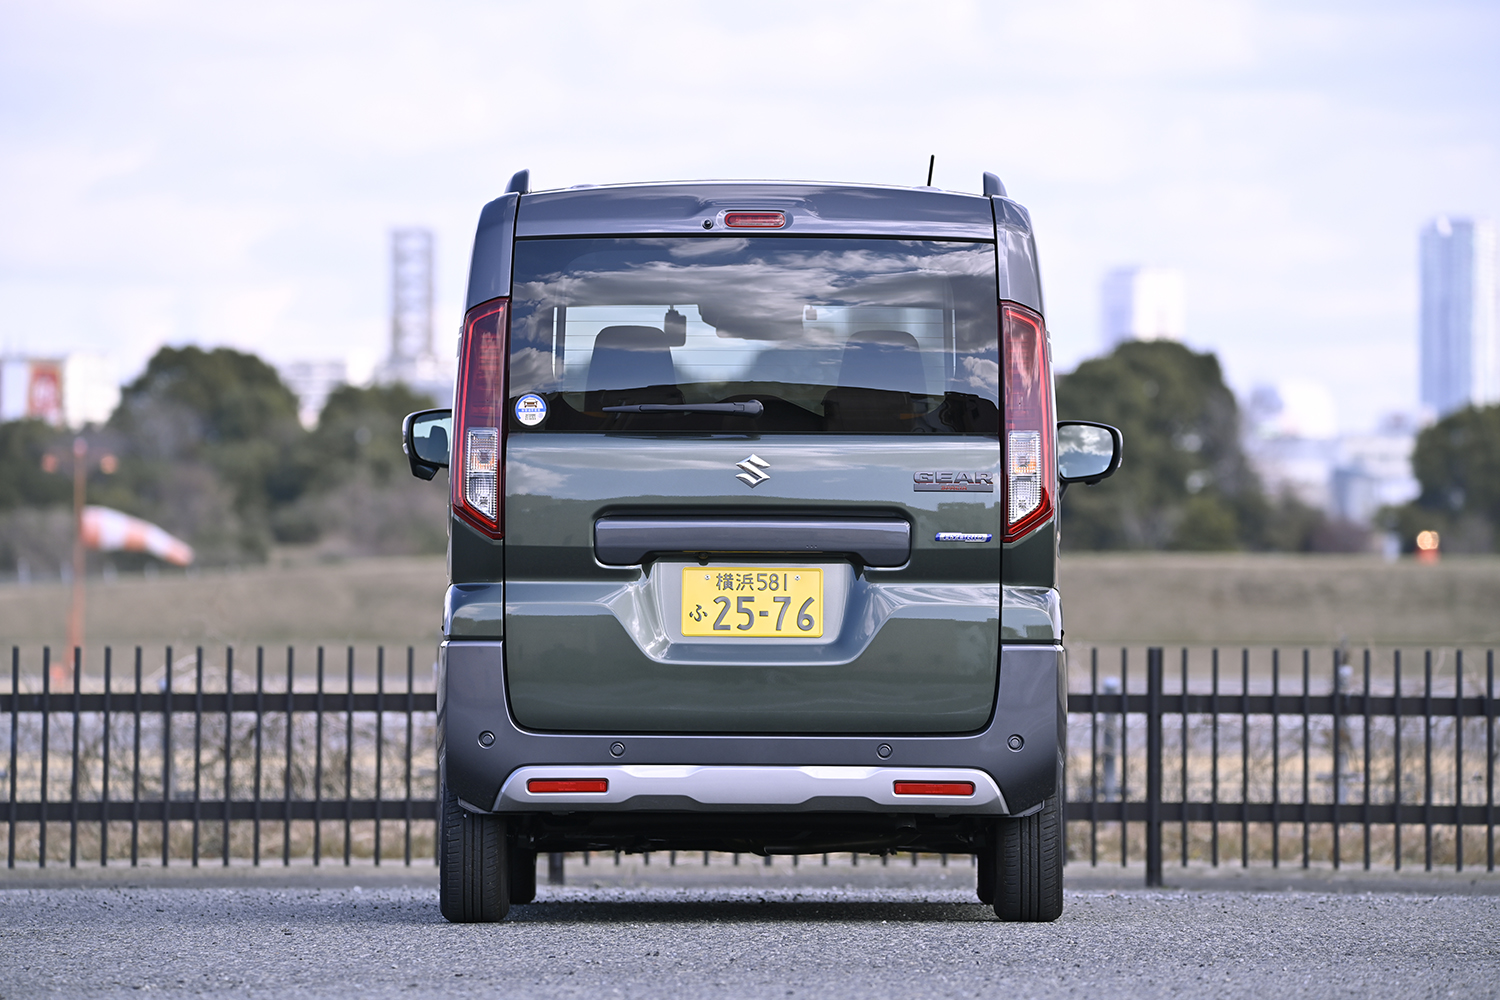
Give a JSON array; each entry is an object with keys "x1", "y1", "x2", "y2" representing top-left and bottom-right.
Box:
[
  {"x1": 509, "y1": 842, "x2": 538, "y2": 904},
  {"x1": 438, "y1": 776, "x2": 510, "y2": 922},
  {"x1": 976, "y1": 848, "x2": 994, "y2": 904},
  {"x1": 989, "y1": 788, "x2": 1064, "y2": 922}
]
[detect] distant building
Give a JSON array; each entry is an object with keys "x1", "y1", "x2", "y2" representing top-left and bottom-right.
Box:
[
  {"x1": 278, "y1": 359, "x2": 348, "y2": 428},
  {"x1": 1331, "y1": 419, "x2": 1421, "y2": 525},
  {"x1": 1245, "y1": 382, "x2": 1420, "y2": 525},
  {"x1": 0, "y1": 354, "x2": 117, "y2": 428},
  {"x1": 1244, "y1": 381, "x2": 1339, "y2": 511},
  {"x1": 1420, "y1": 216, "x2": 1497, "y2": 418},
  {"x1": 373, "y1": 227, "x2": 454, "y2": 406},
  {"x1": 1100, "y1": 266, "x2": 1185, "y2": 348}
]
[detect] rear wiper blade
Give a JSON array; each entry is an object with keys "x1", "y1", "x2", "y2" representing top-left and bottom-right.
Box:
[{"x1": 602, "y1": 400, "x2": 764, "y2": 415}]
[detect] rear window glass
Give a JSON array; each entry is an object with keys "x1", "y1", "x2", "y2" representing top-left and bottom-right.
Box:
[{"x1": 507, "y1": 237, "x2": 998, "y2": 434}]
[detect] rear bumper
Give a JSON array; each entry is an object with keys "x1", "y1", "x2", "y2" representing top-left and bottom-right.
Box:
[
  {"x1": 498, "y1": 765, "x2": 1006, "y2": 813},
  {"x1": 438, "y1": 640, "x2": 1064, "y2": 819}
]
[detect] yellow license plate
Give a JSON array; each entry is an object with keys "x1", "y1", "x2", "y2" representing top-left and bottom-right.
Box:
[{"x1": 681, "y1": 567, "x2": 823, "y2": 638}]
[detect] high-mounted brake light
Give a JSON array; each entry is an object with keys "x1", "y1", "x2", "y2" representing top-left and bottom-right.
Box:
[
  {"x1": 452, "y1": 298, "x2": 509, "y2": 538},
  {"x1": 527, "y1": 779, "x2": 609, "y2": 794},
  {"x1": 723, "y1": 211, "x2": 786, "y2": 229},
  {"x1": 893, "y1": 781, "x2": 975, "y2": 796},
  {"x1": 1002, "y1": 303, "x2": 1055, "y2": 542}
]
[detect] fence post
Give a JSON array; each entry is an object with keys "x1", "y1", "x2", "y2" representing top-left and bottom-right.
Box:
[
  {"x1": 1146, "y1": 647, "x2": 1164, "y2": 887},
  {"x1": 548, "y1": 851, "x2": 566, "y2": 885}
]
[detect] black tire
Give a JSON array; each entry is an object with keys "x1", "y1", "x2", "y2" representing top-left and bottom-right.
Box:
[
  {"x1": 509, "y1": 842, "x2": 538, "y2": 904},
  {"x1": 976, "y1": 847, "x2": 994, "y2": 904},
  {"x1": 989, "y1": 789, "x2": 1064, "y2": 922},
  {"x1": 438, "y1": 776, "x2": 510, "y2": 922}
]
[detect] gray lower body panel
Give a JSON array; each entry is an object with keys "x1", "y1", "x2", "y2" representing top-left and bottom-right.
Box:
[{"x1": 438, "y1": 640, "x2": 1063, "y2": 820}]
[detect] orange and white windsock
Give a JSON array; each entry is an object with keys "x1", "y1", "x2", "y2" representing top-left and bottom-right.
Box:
[{"x1": 81, "y1": 506, "x2": 194, "y2": 567}]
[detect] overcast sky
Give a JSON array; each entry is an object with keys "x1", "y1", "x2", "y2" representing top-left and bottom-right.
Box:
[{"x1": 2, "y1": 0, "x2": 1496, "y2": 431}]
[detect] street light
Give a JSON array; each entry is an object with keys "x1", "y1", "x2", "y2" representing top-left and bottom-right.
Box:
[
  {"x1": 1415, "y1": 529, "x2": 1440, "y2": 565},
  {"x1": 44, "y1": 436, "x2": 116, "y2": 686}
]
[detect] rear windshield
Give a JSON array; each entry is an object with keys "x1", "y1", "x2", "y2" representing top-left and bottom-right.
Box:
[{"x1": 507, "y1": 237, "x2": 998, "y2": 434}]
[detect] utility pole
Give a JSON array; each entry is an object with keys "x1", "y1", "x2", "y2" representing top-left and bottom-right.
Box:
[{"x1": 64, "y1": 436, "x2": 87, "y2": 686}]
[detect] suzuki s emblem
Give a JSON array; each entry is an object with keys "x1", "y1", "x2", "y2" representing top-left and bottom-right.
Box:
[{"x1": 735, "y1": 454, "x2": 771, "y2": 488}]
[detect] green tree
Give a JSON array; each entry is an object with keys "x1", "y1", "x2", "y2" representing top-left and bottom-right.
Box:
[
  {"x1": 111, "y1": 345, "x2": 300, "y2": 446},
  {"x1": 1055, "y1": 340, "x2": 1274, "y2": 551},
  {"x1": 0, "y1": 419, "x2": 71, "y2": 510},
  {"x1": 303, "y1": 383, "x2": 436, "y2": 488},
  {"x1": 104, "y1": 346, "x2": 307, "y2": 562},
  {"x1": 1387, "y1": 404, "x2": 1500, "y2": 553},
  {"x1": 273, "y1": 383, "x2": 446, "y2": 555}
]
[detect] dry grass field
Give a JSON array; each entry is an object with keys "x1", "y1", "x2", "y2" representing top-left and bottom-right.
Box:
[
  {"x1": 0, "y1": 552, "x2": 1497, "y2": 648},
  {"x1": 1059, "y1": 552, "x2": 1500, "y2": 645},
  {"x1": 0, "y1": 555, "x2": 447, "y2": 648}
]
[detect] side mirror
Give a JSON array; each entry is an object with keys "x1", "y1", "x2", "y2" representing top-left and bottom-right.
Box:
[
  {"x1": 1057, "y1": 420, "x2": 1123, "y2": 492},
  {"x1": 403, "y1": 408, "x2": 452, "y2": 481}
]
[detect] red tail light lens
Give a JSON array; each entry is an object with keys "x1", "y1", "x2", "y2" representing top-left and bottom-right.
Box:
[
  {"x1": 452, "y1": 298, "x2": 509, "y2": 538},
  {"x1": 893, "y1": 780, "x2": 975, "y2": 796},
  {"x1": 526, "y1": 778, "x2": 609, "y2": 794},
  {"x1": 1001, "y1": 303, "x2": 1054, "y2": 542},
  {"x1": 723, "y1": 211, "x2": 786, "y2": 229}
]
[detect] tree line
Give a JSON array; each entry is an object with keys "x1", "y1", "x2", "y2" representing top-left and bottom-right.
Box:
[
  {"x1": 0, "y1": 346, "x2": 445, "y2": 575},
  {"x1": 2, "y1": 339, "x2": 1493, "y2": 575},
  {"x1": 1053, "y1": 338, "x2": 1500, "y2": 555}
]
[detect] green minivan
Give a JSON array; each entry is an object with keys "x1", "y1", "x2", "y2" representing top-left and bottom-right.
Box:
[{"x1": 404, "y1": 170, "x2": 1121, "y2": 922}]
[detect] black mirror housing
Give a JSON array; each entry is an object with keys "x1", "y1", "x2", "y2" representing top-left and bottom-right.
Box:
[
  {"x1": 1057, "y1": 420, "x2": 1123, "y2": 489},
  {"x1": 403, "y1": 408, "x2": 452, "y2": 481}
]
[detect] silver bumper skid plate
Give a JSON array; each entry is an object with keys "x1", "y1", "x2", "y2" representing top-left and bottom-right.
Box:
[{"x1": 493, "y1": 765, "x2": 1008, "y2": 814}]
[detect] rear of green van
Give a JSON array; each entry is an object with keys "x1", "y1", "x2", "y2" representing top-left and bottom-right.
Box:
[{"x1": 431, "y1": 180, "x2": 1066, "y2": 922}]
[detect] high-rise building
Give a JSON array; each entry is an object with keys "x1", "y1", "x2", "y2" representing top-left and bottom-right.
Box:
[
  {"x1": 1100, "y1": 266, "x2": 1185, "y2": 348},
  {"x1": 1419, "y1": 216, "x2": 1497, "y2": 418},
  {"x1": 374, "y1": 227, "x2": 454, "y2": 406}
]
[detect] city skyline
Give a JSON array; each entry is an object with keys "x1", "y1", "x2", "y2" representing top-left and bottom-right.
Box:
[{"x1": 1, "y1": 1, "x2": 1497, "y2": 434}]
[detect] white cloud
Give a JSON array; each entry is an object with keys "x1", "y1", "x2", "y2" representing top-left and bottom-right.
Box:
[{"x1": 0, "y1": 0, "x2": 1495, "y2": 432}]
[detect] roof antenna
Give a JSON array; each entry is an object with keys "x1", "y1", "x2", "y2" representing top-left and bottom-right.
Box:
[{"x1": 925, "y1": 155, "x2": 935, "y2": 187}]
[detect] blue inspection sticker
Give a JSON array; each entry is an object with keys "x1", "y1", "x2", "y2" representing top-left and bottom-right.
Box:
[
  {"x1": 514, "y1": 394, "x2": 547, "y2": 427},
  {"x1": 935, "y1": 532, "x2": 993, "y2": 543}
]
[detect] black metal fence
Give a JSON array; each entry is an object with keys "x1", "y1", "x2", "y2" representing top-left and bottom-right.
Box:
[
  {"x1": 0, "y1": 644, "x2": 1495, "y2": 885},
  {"x1": 1070, "y1": 646, "x2": 1498, "y2": 885},
  {"x1": 0, "y1": 645, "x2": 437, "y2": 868}
]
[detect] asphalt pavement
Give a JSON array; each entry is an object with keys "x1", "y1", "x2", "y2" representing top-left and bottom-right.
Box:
[{"x1": 3, "y1": 863, "x2": 1498, "y2": 998}]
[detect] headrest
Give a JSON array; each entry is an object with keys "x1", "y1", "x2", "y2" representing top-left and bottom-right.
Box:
[
  {"x1": 593, "y1": 326, "x2": 673, "y2": 351},
  {"x1": 837, "y1": 329, "x2": 926, "y2": 393}
]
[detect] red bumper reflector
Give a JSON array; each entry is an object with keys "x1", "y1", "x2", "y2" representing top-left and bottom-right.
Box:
[
  {"x1": 723, "y1": 210, "x2": 786, "y2": 229},
  {"x1": 893, "y1": 780, "x2": 975, "y2": 796},
  {"x1": 527, "y1": 779, "x2": 609, "y2": 794}
]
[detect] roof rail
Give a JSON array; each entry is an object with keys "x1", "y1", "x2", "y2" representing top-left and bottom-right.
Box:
[
  {"x1": 506, "y1": 169, "x2": 531, "y2": 195},
  {"x1": 982, "y1": 172, "x2": 1007, "y2": 198}
]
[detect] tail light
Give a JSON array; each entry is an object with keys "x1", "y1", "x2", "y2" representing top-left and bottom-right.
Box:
[
  {"x1": 527, "y1": 778, "x2": 609, "y2": 794},
  {"x1": 723, "y1": 210, "x2": 786, "y2": 229},
  {"x1": 452, "y1": 298, "x2": 509, "y2": 538},
  {"x1": 893, "y1": 780, "x2": 975, "y2": 796},
  {"x1": 1001, "y1": 303, "x2": 1054, "y2": 542}
]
